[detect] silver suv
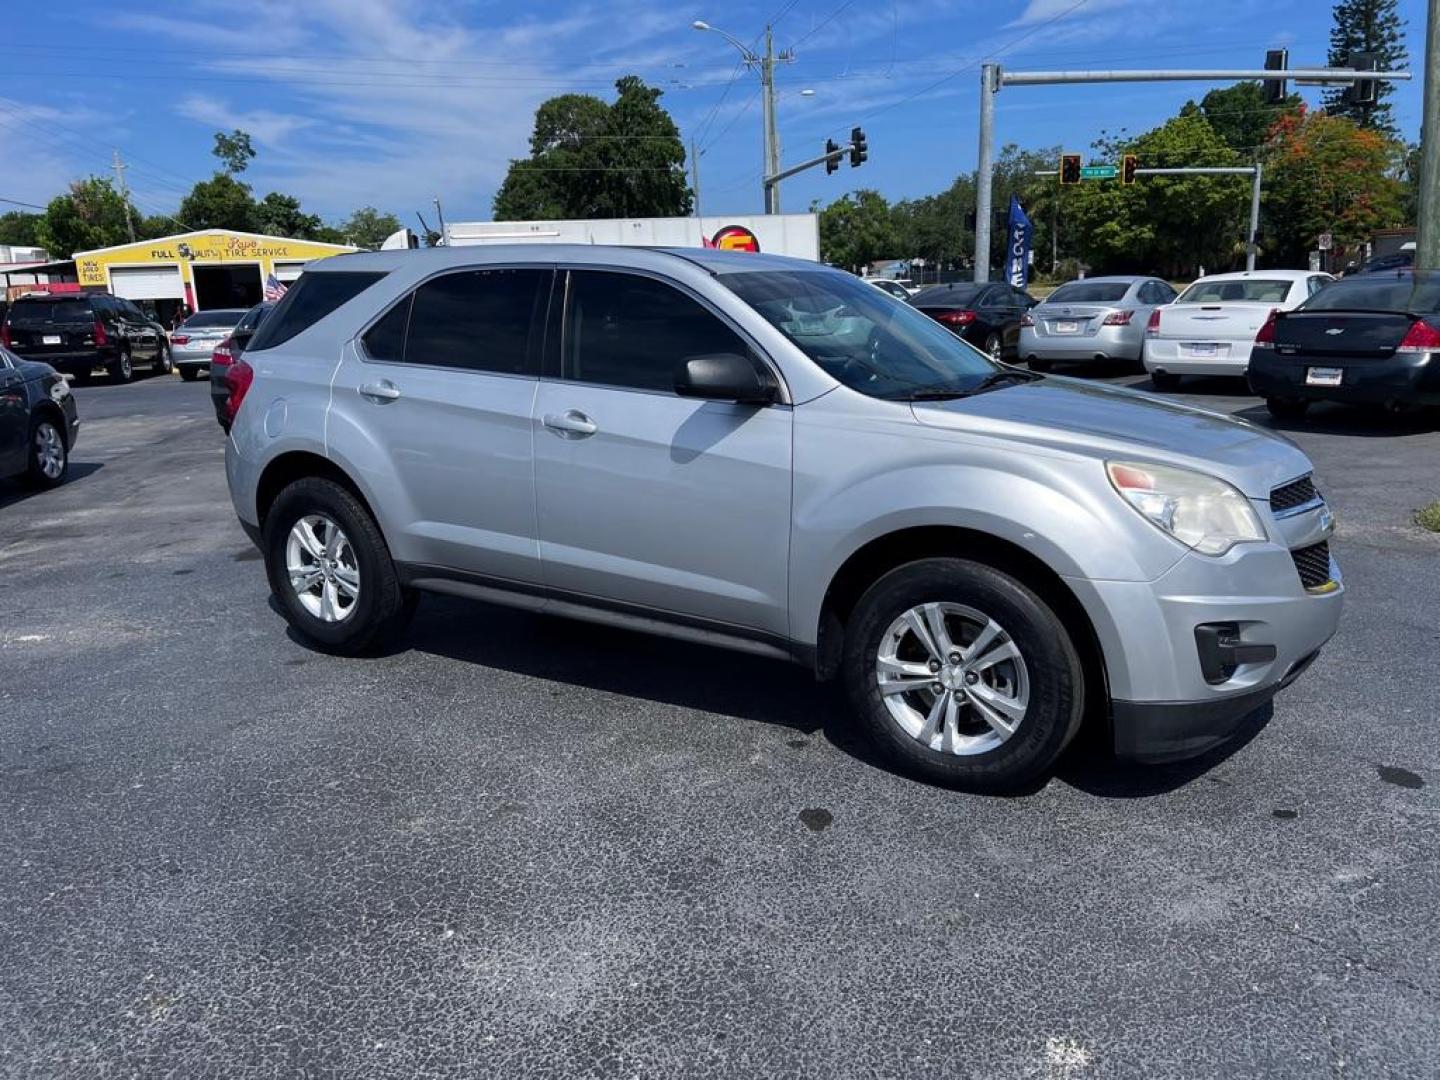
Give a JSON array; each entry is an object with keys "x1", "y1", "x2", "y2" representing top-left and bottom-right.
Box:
[{"x1": 225, "y1": 247, "x2": 1342, "y2": 791}]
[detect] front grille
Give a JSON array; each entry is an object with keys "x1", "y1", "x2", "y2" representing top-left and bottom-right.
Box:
[
  {"x1": 1291, "y1": 540, "x2": 1332, "y2": 590},
  {"x1": 1271, "y1": 475, "x2": 1319, "y2": 515}
]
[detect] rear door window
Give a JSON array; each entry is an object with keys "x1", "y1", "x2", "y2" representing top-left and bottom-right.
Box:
[
  {"x1": 402, "y1": 268, "x2": 548, "y2": 374},
  {"x1": 246, "y1": 271, "x2": 386, "y2": 351}
]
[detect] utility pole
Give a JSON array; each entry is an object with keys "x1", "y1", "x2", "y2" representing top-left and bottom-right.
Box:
[
  {"x1": 1245, "y1": 163, "x2": 1263, "y2": 271},
  {"x1": 111, "y1": 149, "x2": 137, "y2": 243},
  {"x1": 1417, "y1": 0, "x2": 1440, "y2": 271},
  {"x1": 432, "y1": 197, "x2": 448, "y2": 246},
  {"x1": 691, "y1": 139, "x2": 702, "y2": 219},
  {"x1": 974, "y1": 62, "x2": 1412, "y2": 282},
  {"x1": 760, "y1": 26, "x2": 781, "y2": 213}
]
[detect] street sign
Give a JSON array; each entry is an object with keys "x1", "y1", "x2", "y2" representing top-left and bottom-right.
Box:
[
  {"x1": 1317, "y1": 232, "x2": 1333, "y2": 251},
  {"x1": 1080, "y1": 165, "x2": 1118, "y2": 180}
]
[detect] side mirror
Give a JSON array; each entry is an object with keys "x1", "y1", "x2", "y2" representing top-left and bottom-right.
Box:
[{"x1": 674, "y1": 352, "x2": 776, "y2": 404}]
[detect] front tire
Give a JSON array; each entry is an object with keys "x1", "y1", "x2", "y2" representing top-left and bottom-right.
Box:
[
  {"x1": 155, "y1": 344, "x2": 173, "y2": 375},
  {"x1": 108, "y1": 349, "x2": 134, "y2": 383},
  {"x1": 842, "y1": 558, "x2": 1085, "y2": 792},
  {"x1": 263, "y1": 477, "x2": 415, "y2": 655},
  {"x1": 24, "y1": 417, "x2": 68, "y2": 489},
  {"x1": 983, "y1": 333, "x2": 1004, "y2": 362},
  {"x1": 1265, "y1": 396, "x2": 1310, "y2": 419}
]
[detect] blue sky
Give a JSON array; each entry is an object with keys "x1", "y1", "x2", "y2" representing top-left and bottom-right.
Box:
[{"x1": 0, "y1": 0, "x2": 1428, "y2": 230}]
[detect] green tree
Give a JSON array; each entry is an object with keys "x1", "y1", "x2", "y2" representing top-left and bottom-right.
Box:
[
  {"x1": 0, "y1": 210, "x2": 42, "y2": 247},
  {"x1": 1193, "y1": 82, "x2": 1302, "y2": 156},
  {"x1": 213, "y1": 129, "x2": 257, "y2": 174},
  {"x1": 34, "y1": 177, "x2": 141, "y2": 257},
  {"x1": 178, "y1": 173, "x2": 258, "y2": 231},
  {"x1": 892, "y1": 175, "x2": 975, "y2": 271},
  {"x1": 816, "y1": 189, "x2": 901, "y2": 272},
  {"x1": 1324, "y1": 0, "x2": 1407, "y2": 135},
  {"x1": 255, "y1": 192, "x2": 324, "y2": 239},
  {"x1": 1263, "y1": 107, "x2": 1404, "y2": 266},
  {"x1": 494, "y1": 76, "x2": 691, "y2": 220},
  {"x1": 1065, "y1": 112, "x2": 1249, "y2": 276},
  {"x1": 338, "y1": 207, "x2": 403, "y2": 249}
]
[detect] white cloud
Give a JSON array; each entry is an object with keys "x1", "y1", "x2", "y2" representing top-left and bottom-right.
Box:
[
  {"x1": 1009, "y1": 0, "x2": 1138, "y2": 27},
  {"x1": 176, "y1": 96, "x2": 315, "y2": 148}
]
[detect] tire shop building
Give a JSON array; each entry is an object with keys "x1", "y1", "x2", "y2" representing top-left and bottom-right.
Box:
[{"x1": 72, "y1": 230, "x2": 356, "y2": 324}]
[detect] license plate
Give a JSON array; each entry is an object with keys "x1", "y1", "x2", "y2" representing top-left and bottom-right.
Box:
[
  {"x1": 1184, "y1": 342, "x2": 1219, "y2": 356},
  {"x1": 42, "y1": 334, "x2": 61, "y2": 345},
  {"x1": 1054, "y1": 320, "x2": 1079, "y2": 333},
  {"x1": 1306, "y1": 366, "x2": 1343, "y2": 387}
]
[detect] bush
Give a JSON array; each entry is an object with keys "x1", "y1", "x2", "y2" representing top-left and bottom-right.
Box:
[{"x1": 1415, "y1": 501, "x2": 1440, "y2": 533}]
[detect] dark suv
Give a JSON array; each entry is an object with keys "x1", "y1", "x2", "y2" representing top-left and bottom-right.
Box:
[{"x1": 1, "y1": 293, "x2": 171, "y2": 383}]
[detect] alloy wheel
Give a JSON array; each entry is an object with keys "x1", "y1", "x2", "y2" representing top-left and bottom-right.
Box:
[
  {"x1": 34, "y1": 423, "x2": 65, "y2": 479},
  {"x1": 285, "y1": 514, "x2": 361, "y2": 623},
  {"x1": 875, "y1": 601, "x2": 1030, "y2": 756}
]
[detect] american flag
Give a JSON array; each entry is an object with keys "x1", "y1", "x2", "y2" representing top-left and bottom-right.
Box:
[{"x1": 264, "y1": 273, "x2": 289, "y2": 302}]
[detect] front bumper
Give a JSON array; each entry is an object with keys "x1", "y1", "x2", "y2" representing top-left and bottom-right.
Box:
[
  {"x1": 1248, "y1": 348, "x2": 1440, "y2": 406},
  {"x1": 1021, "y1": 324, "x2": 1141, "y2": 362},
  {"x1": 1065, "y1": 529, "x2": 1344, "y2": 763}
]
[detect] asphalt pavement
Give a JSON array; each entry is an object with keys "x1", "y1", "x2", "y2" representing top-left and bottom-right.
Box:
[{"x1": 2, "y1": 369, "x2": 1438, "y2": 1078}]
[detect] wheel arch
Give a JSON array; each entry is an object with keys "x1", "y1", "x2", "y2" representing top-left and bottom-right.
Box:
[
  {"x1": 814, "y1": 525, "x2": 1109, "y2": 714},
  {"x1": 254, "y1": 450, "x2": 379, "y2": 532},
  {"x1": 30, "y1": 401, "x2": 71, "y2": 447}
]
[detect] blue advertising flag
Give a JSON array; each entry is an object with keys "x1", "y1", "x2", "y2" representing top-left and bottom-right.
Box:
[{"x1": 1006, "y1": 196, "x2": 1033, "y2": 289}]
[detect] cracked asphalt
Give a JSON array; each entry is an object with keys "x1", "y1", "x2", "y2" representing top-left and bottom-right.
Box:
[{"x1": 2, "y1": 370, "x2": 1438, "y2": 1078}]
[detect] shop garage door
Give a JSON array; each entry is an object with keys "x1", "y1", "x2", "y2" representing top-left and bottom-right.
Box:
[
  {"x1": 110, "y1": 266, "x2": 184, "y2": 301},
  {"x1": 272, "y1": 260, "x2": 308, "y2": 282}
]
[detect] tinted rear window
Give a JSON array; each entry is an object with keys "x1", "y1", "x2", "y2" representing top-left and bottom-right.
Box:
[
  {"x1": 1178, "y1": 279, "x2": 1294, "y2": 304},
  {"x1": 9, "y1": 299, "x2": 91, "y2": 325},
  {"x1": 182, "y1": 310, "x2": 246, "y2": 328},
  {"x1": 1299, "y1": 275, "x2": 1440, "y2": 314},
  {"x1": 912, "y1": 284, "x2": 984, "y2": 307},
  {"x1": 1046, "y1": 281, "x2": 1129, "y2": 304},
  {"x1": 246, "y1": 271, "x2": 386, "y2": 351}
]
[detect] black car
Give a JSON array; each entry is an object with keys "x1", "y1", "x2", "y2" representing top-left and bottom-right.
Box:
[
  {"x1": 910, "y1": 282, "x2": 1037, "y2": 360},
  {"x1": 210, "y1": 301, "x2": 274, "y2": 431},
  {"x1": 0, "y1": 345, "x2": 79, "y2": 488},
  {"x1": 1, "y1": 292, "x2": 171, "y2": 384},
  {"x1": 1249, "y1": 270, "x2": 1440, "y2": 417}
]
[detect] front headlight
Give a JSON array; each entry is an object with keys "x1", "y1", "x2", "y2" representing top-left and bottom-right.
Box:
[{"x1": 1107, "y1": 461, "x2": 1265, "y2": 556}]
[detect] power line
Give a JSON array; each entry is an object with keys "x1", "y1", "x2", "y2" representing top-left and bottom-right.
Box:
[
  {"x1": 0, "y1": 196, "x2": 47, "y2": 210},
  {"x1": 790, "y1": 0, "x2": 859, "y2": 49}
]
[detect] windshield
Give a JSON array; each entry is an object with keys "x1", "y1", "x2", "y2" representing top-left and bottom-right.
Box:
[
  {"x1": 1046, "y1": 281, "x2": 1130, "y2": 304},
  {"x1": 722, "y1": 269, "x2": 999, "y2": 400},
  {"x1": 1178, "y1": 279, "x2": 1294, "y2": 304},
  {"x1": 8, "y1": 300, "x2": 90, "y2": 325},
  {"x1": 182, "y1": 310, "x2": 246, "y2": 328},
  {"x1": 1298, "y1": 275, "x2": 1440, "y2": 314}
]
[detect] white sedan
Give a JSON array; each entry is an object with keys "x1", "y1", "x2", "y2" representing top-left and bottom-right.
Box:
[{"x1": 1142, "y1": 269, "x2": 1333, "y2": 389}]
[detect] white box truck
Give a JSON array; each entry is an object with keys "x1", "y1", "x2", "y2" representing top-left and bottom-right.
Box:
[{"x1": 443, "y1": 214, "x2": 820, "y2": 262}]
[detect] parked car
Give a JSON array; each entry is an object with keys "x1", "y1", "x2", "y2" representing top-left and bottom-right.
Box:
[
  {"x1": 211, "y1": 301, "x2": 274, "y2": 431},
  {"x1": 1346, "y1": 248, "x2": 1413, "y2": 277},
  {"x1": 865, "y1": 278, "x2": 913, "y2": 301},
  {"x1": 224, "y1": 248, "x2": 1342, "y2": 792},
  {"x1": 1142, "y1": 270, "x2": 1331, "y2": 389},
  {"x1": 0, "y1": 292, "x2": 171, "y2": 383},
  {"x1": 1020, "y1": 276, "x2": 1177, "y2": 371},
  {"x1": 1249, "y1": 270, "x2": 1440, "y2": 418},
  {"x1": 171, "y1": 308, "x2": 248, "y2": 381},
  {"x1": 0, "y1": 345, "x2": 79, "y2": 488},
  {"x1": 910, "y1": 281, "x2": 1037, "y2": 360}
]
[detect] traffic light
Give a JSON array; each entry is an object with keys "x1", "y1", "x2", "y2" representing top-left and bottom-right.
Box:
[
  {"x1": 825, "y1": 139, "x2": 840, "y2": 175},
  {"x1": 849, "y1": 127, "x2": 868, "y2": 168},
  {"x1": 1059, "y1": 153, "x2": 1082, "y2": 185},
  {"x1": 1263, "y1": 48, "x2": 1289, "y2": 105},
  {"x1": 1121, "y1": 154, "x2": 1138, "y2": 186},
  {"x1": 1348, "y1": 52, "x2": 1378, "y2": 105}
]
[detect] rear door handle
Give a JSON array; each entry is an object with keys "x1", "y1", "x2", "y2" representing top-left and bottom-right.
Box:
[
  {"x1": 543, "y1": 409, "x2": 598, "y2": 436},
  {"x1": 359, "y1": 380, "x2": 401, "y2": 402}
]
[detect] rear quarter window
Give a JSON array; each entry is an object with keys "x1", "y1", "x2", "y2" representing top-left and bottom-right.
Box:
[{"x1": 245, "y1": 271, "x2": 386, "y2": 352}]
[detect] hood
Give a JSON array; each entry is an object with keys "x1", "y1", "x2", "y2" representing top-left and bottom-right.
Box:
[{"x1": 910, "y1": 376, "x2": 1311, "y2": 499}]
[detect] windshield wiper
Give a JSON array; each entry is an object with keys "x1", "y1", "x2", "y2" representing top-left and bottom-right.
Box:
[{"x1": 907, "y1": 369, "x2": 1040, "y2": 401}]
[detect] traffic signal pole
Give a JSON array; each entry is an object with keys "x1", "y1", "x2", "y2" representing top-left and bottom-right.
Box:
[{"x1": 973, "y1": 64, "x2": 1411, "y2": 282}]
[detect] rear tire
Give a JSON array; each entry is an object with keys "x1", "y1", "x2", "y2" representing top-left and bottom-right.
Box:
[
  {"x1": 1266, "y1": 396, "x2": 1310, "y2": 419},
  {"x1": 1149, "y1": 371, "x2": 1180, "y2": 391},
  {"x1": 179, "y1": 367, "x2": 200, "y2": 382},
  {"x1": 263, "y1": 477, "x2": 415, "y2": 655},
  {"x1": 842, "y1": 558, "x2": 1085, "y2": 792},
  {"x1": 1028, "y1": 356, "x2": 1053, "y2": 373},
  {"x1": 108, "y1": 349, "x2": 134, "y2": 384},
  {"x1": 23, "y1": 416, "x2": 68, "y2": 489}
]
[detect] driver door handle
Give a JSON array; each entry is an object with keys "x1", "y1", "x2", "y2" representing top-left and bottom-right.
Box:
[
  {"x1": 543, "y1": 409, "x2": 598, "y2": 436},
  {"x1": 359, "y1": 380, "x2": 402, "y2": 402}
]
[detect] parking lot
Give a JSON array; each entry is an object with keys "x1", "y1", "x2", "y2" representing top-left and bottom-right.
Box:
[{"x1": 2, "y1": 371, "x2": 1439, "y2": 1078}]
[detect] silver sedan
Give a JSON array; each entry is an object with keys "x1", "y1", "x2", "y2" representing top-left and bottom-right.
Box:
[
  {"x1": 1019, "y1": 276, "x2": 1177, "y2": 371},
  {"x1": 170, "y1": 309, "x2": 248, "y2": 381}
]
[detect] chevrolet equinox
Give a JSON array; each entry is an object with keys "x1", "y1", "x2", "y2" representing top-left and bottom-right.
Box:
[{"x1": 225, "y1": 247, "x2": 1343, "y2": 791}]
